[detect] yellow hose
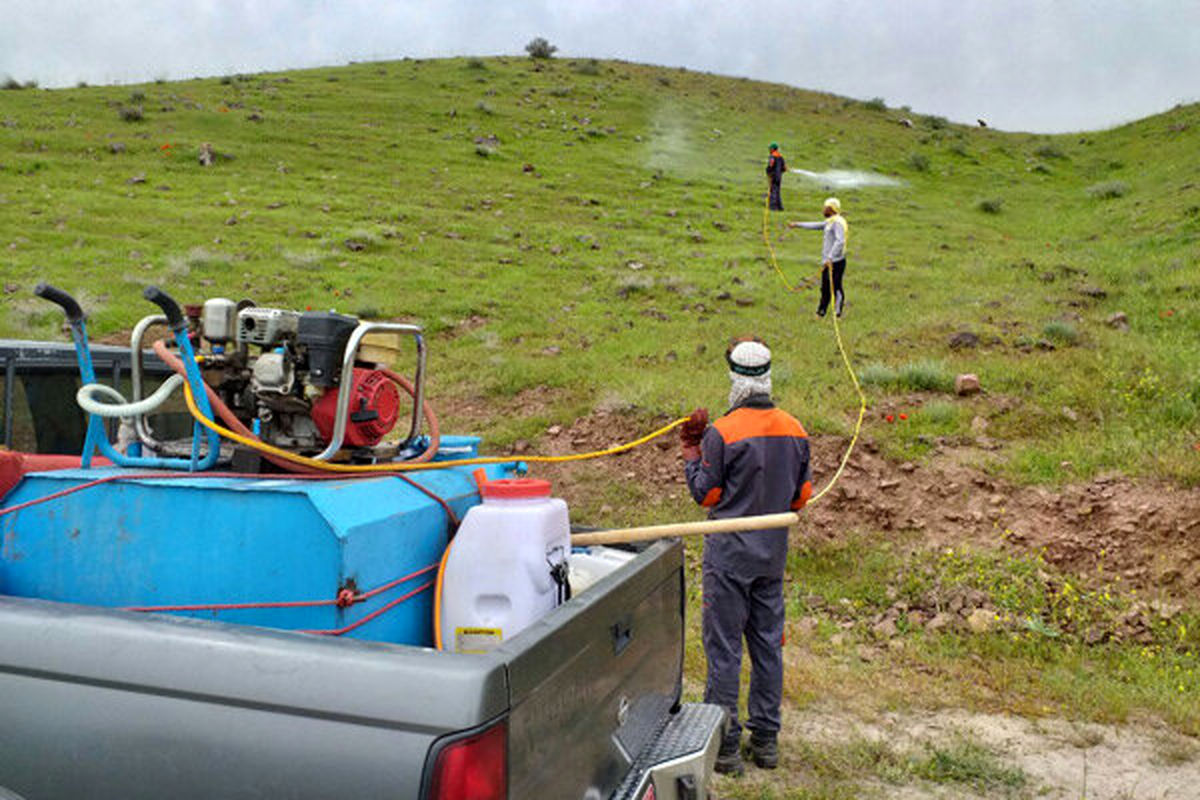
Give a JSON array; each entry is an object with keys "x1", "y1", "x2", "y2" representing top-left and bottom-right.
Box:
[{"x1": 181, "y1": 381, "x2": 687, "y2": 473}]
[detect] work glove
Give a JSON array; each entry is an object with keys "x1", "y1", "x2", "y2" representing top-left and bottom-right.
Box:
[{"x1": 680, "y1": 408, "x2": 709, "y2": 449}]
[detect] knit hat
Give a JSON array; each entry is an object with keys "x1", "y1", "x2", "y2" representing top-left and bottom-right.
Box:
[
  {"x1": 824, "y1": 197, "x2": 841, "y2": 212},
  {"x1": 726, "y1": 337, "x2": 772, "y2": 408},
  {"x1": 769, "y1": 142, "x2": 779, "y2": 151}
]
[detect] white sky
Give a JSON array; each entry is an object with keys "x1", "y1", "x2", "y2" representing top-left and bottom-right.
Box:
[{"x1": 2, "y1": 0, "x2": 1197, "y2": 132}]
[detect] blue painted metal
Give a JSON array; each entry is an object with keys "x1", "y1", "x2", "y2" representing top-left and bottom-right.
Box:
[
  {"x1": 0, "y1": 460, "x2": 518, "y2": 645},
  {"x1": 68, "y1": 317, "x2": 220, "y2": 472}
]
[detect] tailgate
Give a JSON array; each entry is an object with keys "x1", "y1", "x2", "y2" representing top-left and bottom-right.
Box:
[{"x1": 502, "y1": 539, "x2": 685, "y2": 799}]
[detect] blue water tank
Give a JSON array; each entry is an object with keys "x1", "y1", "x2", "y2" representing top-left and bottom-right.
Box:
[{"x1": 0, "y1": 461, "x2": 518, "y2": 645}]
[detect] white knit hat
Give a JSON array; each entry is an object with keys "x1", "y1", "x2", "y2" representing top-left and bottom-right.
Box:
[{"x1": 726, "y1": 339, "x2": 772, "y2": 407}]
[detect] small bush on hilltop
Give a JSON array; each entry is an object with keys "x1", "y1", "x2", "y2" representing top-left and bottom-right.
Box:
[
  {"x1": 863, "y1": 97, "x2": 887, "y2": 111},
  {"x1": 525, "y1": 37, "x2": 557, "y2": 59}
]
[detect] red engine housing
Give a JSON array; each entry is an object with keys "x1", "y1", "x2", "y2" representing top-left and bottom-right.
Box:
[{"x1": 311, "y1": 368, "x2": 401, "y2": 448}]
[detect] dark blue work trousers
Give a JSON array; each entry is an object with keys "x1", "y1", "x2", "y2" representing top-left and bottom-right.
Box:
[{"x1": 702, "y1": 569, "x2": 785, "y2": 737}]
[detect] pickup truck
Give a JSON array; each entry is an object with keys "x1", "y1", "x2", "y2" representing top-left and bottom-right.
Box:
[{"x1": 0, "y1": 339, "x2": 724, "y2": 800}]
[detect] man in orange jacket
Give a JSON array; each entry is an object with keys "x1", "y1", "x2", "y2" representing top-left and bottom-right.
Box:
[{"x1": 680, "y1": 337, "x2": 812, "y2": 775}]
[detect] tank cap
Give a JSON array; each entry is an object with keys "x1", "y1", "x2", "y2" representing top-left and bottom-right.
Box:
[{"x1": 481, "y1": 478, "x2": 551, "y2": 499}]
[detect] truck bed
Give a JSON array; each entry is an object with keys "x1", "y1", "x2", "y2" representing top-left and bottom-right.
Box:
[{"x1": 0, "y1": 539, "x2": 719, "y2": 799}]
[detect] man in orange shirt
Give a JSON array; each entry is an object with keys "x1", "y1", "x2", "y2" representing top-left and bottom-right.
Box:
[{"x1": 680, "y1": 337, "x2": 812, "y2": 775}]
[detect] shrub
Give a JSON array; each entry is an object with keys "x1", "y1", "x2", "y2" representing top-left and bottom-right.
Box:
[
  {"x1": 948, "y1": 140, "x2": 969, "y2": 157},
  {"x1": 75, "y1": 80, "x2": 89, "y2": 88},
  {"x1": 1034, "y1": 143, "x2": 1067, "y2": 159},
  {"x1": 860, "y1": 361, "x2": 954, "y2": 393},
  {"x1": 2, "y1": 77, "x2": 23, "y2": 90},
  {"x1": 1029, "y1": 162, "x2": 1053, "y2": 175},
  {"x1": 129, "y1": 90, "x2": 146, "y2": 103},
  {"x1": 919, "y1": 401, "x2": 959, "y2": 426},
  {"x1": 118, "y1": 105, "x2": 144, "y2": 122},
  {"x1": 466, "y1": 57, "x2": 487, "y2": 70},
  {"x1": 977, "y1": 198, "x2": 1004, "y2": 214},
  {"x1": 1042, "y1": 320, "x2": 1080, "y2": 345},
  {"x1": 859, "y1": 363, "x2": 898, "y2": 388},
  {"x1": 907, "y1": 152, "x2": 930, "y2": 172},
  {"x1": 474, "y1": 100, "x2": 495, "y2": 115},
  {"x1": 1087, "y1": 180, "x2": 1129, "y2": 200},
  {"x1": 765, "y1": 97, "x2": 785, "y2": 112},
  {"x1": 525, "y1": 37, "x2": 557, "y2": 59},
  {"x1": 898, "y1": 361, "x2": 954, "y2": 392},
  {"x1": 548, "y1": 85, "x2": 571, "y2": 97},
  {"x1": 219, "y1": 75, "x2": 233, "y2": 85},
  {"x1": 863, "y1": 97, "x2": 887, "y2": 111},
  {"x1": 573, "y1": 59, "x2": 601, "y2": 76},
  {"x1": 924, "y1": 114, "x2": 948, "y2": 130}
]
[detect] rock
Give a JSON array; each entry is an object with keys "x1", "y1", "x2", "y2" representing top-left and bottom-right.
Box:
[
  {"x1": 547, "y1": 425, "x2": 563, "y2": 436},
  {"x1": 879, "y1": 479, "x2": 901, "y2": 490},
  {"x1": 126, "y1": 173, "x2": 146, "y2": 185},
  {"x1": 246, "y1": 112, "x2": 263, "y2": 122},
  {"x1": 899, "y1": 462, "x2": 916, "y2": 473},
  {"x1": 948, "y1": 331, "x2": 979, "y2": 349},
  {"x1": 872, "y1": 618, "x2": 898, "y2": 638},
  {"x1": 522, "y1": 163, "x2": 535, "y2": 172},
  {"x1": 899, "y1": 118, "x2": 914, "y2": 128},
  {"x1": 966, "y1": 608, "x2": 994, "y2": 634},
  {"x1": 1061, "y1": 406, "x2": 1078, "y2": 422},
  {"x1": 829, "y1": 633, "x2": 845, "y2": 648},
  {"x1": 970, "y1": 415, "x2": 989, "y2": 434},
  {"x1": 626, "y1": 260, "x2": 644, "y2": 270},
  {"x1": 926, "y1": 613, "x2": 953, "y2": 631},
  {"x1": 224, "y1": 215, "x2": 238, "y2": 226},
  {"x1": 198, "y1": 142, "x2": 214, "y2": 166},
  {"x1": 955, "y1": 374, "x2": 982, "y2": 395},
  {"x1": 344, "y1": 239, "x2": 367, "y2": 252},
  {"x1": 1078, "y1": 285, "x2": 1107, "y2": 299},
  {"x1": 1107, "y1": 311, "x2": 1129, "y2": 330},
  {"x1": 109, "y1": 141, "x2": 126, "y2": 154},
  {"x1": 512, "y1": 440, "x2": 530, "y2": 454},
  {"x1": 1036, "y1": 339, "x2": 1056, "y2": 351},
  {"x1": 3, "y1": 283, "x2": 18, "y2": 293},
  {"x1": 541, "y1": 345, "x2": 561, "y2": 356}
]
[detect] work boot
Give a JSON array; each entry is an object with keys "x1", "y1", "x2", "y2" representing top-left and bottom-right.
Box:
[
  {"x1": 714, "y1": 730, "x2": 744, "y2": 776},
  {"x1": 748, "y1": 730, "x2": 779, "y2": 769}
]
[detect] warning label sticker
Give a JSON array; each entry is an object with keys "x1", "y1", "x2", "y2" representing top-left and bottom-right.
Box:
[{"x1": 455, "y1": 627, "x2": 503, "y2": 654}]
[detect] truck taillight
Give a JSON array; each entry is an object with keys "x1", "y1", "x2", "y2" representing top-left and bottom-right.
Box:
[
  {"x1": 429, "y1": 721, "x2": 507, "y2": 800},
  {"x1": 640, "y1": 786, "x2": 656, "y2": 800}
]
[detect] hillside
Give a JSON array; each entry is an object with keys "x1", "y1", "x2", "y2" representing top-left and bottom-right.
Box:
[
  {"x1": 2, "y1": 57, "x2": 1197, "y2": 487},
  {"x1": 2, "y1": 57, "x2": 1199, "y2": 798}
]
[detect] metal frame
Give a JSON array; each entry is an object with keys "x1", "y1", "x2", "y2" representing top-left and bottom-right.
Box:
[
  {"x1": 310, "y1": 322, "x2": 426, "y2": 461},
  {"x1": 129, "y1": 314, "x2": 169, "y2": 451}
]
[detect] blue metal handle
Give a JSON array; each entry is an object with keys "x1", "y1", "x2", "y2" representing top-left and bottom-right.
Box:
[{"x1": 34, "y1": 284, "x2": 220, "y2": 471}]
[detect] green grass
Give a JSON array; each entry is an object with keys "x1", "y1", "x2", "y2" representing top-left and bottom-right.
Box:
[{"x1": 0, "y1": 56, "x2": 1196, "y2": 484}]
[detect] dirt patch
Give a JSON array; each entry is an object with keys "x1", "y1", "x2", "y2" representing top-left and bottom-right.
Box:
[
  {"x1": 801, "y1": 435, "x2": 1200, "y2": 599},
  {"x1": 743, "y1": 705, "x2": 1200, "y2": 800}
]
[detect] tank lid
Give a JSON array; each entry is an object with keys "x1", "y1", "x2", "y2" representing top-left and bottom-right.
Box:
[{"x1": 481, "y1": 478, "x2": 552, "y2": 499}]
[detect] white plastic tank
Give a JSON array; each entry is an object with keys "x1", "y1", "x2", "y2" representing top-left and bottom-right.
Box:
[
  {"x1": 568, "y1": 546, "x2": 638, "y2": 595},
  {"x1": 437, "y1": 478, "x2": 570, "y2": 653}
]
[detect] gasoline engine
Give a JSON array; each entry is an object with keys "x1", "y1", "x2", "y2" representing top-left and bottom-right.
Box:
[{"x1": 132, "y1": 296, "x2": 426, "y2": 462}]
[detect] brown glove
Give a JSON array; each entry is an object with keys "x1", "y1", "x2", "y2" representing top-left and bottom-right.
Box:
[{"x1": 679, "y1": 408, "x2": 709, "y2": 449}]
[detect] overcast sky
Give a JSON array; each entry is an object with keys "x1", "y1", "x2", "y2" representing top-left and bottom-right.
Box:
[{"x1": 3, "y1": 1, "x2": 1197, "y2": 132}]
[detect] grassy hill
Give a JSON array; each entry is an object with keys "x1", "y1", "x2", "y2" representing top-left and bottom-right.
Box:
[
  {"x1": 3, "y1": 55, "x2": 1200, "y2": 798},
  {"x1": 2, "y1": 56, "x2": 1197, "y2": 488}
]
